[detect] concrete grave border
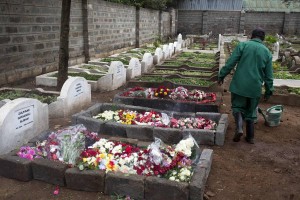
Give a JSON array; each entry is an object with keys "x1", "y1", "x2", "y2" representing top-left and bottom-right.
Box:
[{"x1": 72, "y1": 103, "x2": 228, "y2": 146}]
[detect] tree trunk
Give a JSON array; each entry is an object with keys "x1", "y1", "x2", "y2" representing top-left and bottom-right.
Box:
[{"x1": 57, "y1": 0, "x2": 71, "y2": 90}]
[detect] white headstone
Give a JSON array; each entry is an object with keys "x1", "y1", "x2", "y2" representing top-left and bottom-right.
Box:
[
  {"x1": 141, "y1": 53, "x2": 153, "y2": 73},
  {"x1": 0, "y1": 98, "x2": 49, "y2": 155},
  {"x1": 178, "y1": 33, "x2": 183, "y2": 44},
  {"x1": 174, "y1": 42, "x2": 181, "y2": 53},
  {"x1": 52, "y1": 77, "x2": 91, "y2": 117},
  {"x1": 154, "y1": 48, "x2": 163, "y2": 64},
  {"x1": 218, "y1": 34, "x2": 222, "y2": 51},
  {"x1": 128, "y1": 58, "x2": 141, "y2": 78},
  {"x1": 162, "y1": 45, "x2": 170, "y2": 59},
  {"x1": 273, "y1": 42, "x2": 280, "y2": 61},
  {"x1": 108, "y1": 61, "x2": 126, "y2": 89},
  {"x1": 168, "y1": 43, "x2": 174, "y2": 56}
]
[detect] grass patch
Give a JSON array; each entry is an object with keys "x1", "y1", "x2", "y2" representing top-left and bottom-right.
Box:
[
  {"x1": 0, "y1": 90, "x2": 57, "y2": 104},
  {"x1": 137, "y1": 76, "x2": 213, "y2": 86},
  {"x1": 274, "y1": 72, "x2": 300, "y2": 80},
  {"x1": 153, "y1": 70, "x2": 212, "y2": 76},
  {"x1": 51, "y1": 72, "x2": 104, "y2": 81},
  {"x1": 177, "y1": 52, "x2": 216, "y2": 59},
  {"x1": 101, "y1": 57, "x2": 129, "y2": 65},
  {"x1": 162, "y1": 61, "x2": 215, "y2": 68}
]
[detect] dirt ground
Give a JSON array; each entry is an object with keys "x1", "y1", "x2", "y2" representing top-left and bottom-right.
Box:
[{"x1": 0, "y1": 78, "x2": 300, "y2": 200}]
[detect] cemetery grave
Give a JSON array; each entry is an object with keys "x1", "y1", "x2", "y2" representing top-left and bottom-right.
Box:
[
  {"x1": 1, "y1": 77, "x2": 91, "y2": 118},
  {"x1": 113, "y1": 86, "x2": 222, "y2": 113}
]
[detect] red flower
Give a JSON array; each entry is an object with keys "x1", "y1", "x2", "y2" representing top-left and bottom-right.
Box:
[{"x1": 125, "y1": 146, "x2": 132, "y2": 154}]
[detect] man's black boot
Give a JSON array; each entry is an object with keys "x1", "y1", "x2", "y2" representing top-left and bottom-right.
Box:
[
  {"x1": 245, "y1": 120, "x2": 254, "y2": 144},
  {"x1": 233, "y1": 112, "x2": 243, "y2": 142}
]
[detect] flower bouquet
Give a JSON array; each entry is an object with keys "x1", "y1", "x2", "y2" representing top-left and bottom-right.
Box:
[{"x1": 16, "y1": 124, "x2": 99, "y2": 166}]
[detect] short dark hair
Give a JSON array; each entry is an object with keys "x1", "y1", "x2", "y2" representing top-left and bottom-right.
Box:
[{"x1": 251, "y1": 28, "x2": 265, "y2": 41}]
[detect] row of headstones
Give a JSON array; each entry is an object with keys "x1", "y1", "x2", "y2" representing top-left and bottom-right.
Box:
[
  {"x1": 0, "y1": 77, "x2": 92, "y2": 155},
  {"x1": 35, "y1": 34, "x2": 191, "y2": 92}
]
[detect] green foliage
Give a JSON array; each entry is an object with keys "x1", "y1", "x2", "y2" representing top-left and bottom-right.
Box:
[
  {"x1": 101, "y1": 57, "x2": 129, "y2": 65},
  {"x1": 105, "y1": 0, "x2": 174, "y2": 10},
  {"x1": 288, "y1": 87, "x2": 300, "y2": 95},
  {"x1": 272, "y1": 61, "x2": 288, "y2": 72},
  {"x1": 265, "y1": 35, "x2": 277, "y2": 44},
  {"x1": 51, "y1": 72, "x2": 104, "y2": 81},
  {"x1": 0, "y1": 90, "x2": 57, "y2": 104},
  {"x1": 153, "y1": 70, "x2": 212, "y2": 76},
  {"x1": 274, "y1": 71, "x2": 300, "y2": 80},
  {"x1": 162, "y1": 60, "x2": 215, "y2": 68}
]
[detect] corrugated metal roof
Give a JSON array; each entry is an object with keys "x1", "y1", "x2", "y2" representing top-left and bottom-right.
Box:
[
  {"x1": 177, "y1": 0, "x2": 243, "y2": 11},
  {"x1": 243, "y1": 0, "x2": 300, "y2": 12}
]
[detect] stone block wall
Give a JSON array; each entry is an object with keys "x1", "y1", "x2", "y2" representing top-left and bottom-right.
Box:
[
  {"x1": 178, "y1": 10, "x2": 203, "y2": 36},
  {"x1": 202, "y1": 11, "x2": 241, "y2": 35},
  {"x1": 88, "y1": 1, "x2": 136, "y2": 57},
  {"x1": 0, "y1": 0, "x2": 175, "y2": 85},
  {"x1": 139, "y1": 8, "x2": 159, "y2": 45},
  {"x1": 178, "y1": 10, "x2": 300, "y2": 36},
  {"x1": 244, "y1": 12, "x2": 285, "y2": 34}
]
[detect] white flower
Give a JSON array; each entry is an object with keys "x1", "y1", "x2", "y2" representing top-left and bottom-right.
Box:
[
  {"x1": 112, "y1": 145, "x2": 122, "y2": 154},
  {"x1": 169, "y1": 176, "x2": 175, "y2": 181}
]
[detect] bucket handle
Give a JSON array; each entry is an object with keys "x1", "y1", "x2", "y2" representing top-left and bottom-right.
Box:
[{"x1": 266, "y1": 105, "x2": 283, "y2": 114}]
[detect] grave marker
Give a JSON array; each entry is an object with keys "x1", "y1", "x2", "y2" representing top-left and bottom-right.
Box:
[
  {"x1": 128, "y1": 58, "x2": 141, "y2": 79},
  {"x1": 141, "y1": 53, "x2": 153, "y2": 73},
  {"x1": 273, "y1": 42, "x2": 280, "y2": 61},
  {"x1": 50, "y1": 77, "x2": 91, "y2": 118},
  {"x1": 177, "y1": 33, "x2": 183, "y2": 44},
  {"x1": 154, "y1": 48, "x2": 163, "y2": 64},
  {"x1": 162, "y1": 45, "x2": 169, "y2": 59},
  {"x1": 168, "y1": 43, "x2": 174, "y2": 56},
  {"x1": 108, "y1": 61, "x2": 126, "y2": 90},
  {"x1": 0, "y1": 98, "x2": 49, "y2": 155}
]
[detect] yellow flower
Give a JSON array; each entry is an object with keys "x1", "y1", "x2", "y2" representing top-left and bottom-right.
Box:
[
  {"x1": 155, "y1": 93, "x2": 158, "y2": 96},
  {"x1": 164, "y1": 92, "x2": 167, "y2": 95},
  {"x1": 160, "y1": 89, "x2": 163, "y2": 91},
  {"x1": 82, "y1": 158, "x2": 87, "y2": 162}
]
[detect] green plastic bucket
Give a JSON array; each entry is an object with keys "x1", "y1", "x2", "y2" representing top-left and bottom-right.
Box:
[{"x1": 265, "y1": 105, "x2": 283, "y2": 127}]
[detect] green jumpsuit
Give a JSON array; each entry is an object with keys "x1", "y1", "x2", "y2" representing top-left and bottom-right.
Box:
[{"x1": 218, "y1": 38, "x2": 274, "y2": 120}]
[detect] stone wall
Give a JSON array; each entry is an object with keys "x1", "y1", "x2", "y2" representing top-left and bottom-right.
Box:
[
  {"x1": 0, "y1": 0, "x2": 175, "y2": 85},
  {"x1": 88, "y1": 1, "x2": 136, "y2": 57},
  {"x1": 139, "y1": 8, "x2": 159, "y2": 45},
  {"x1": 178, "y1": 10, "x2": 300, "y2": 36},
  {"x1": 244, "y1": 12, "x2": 285, "y2": 34},
  {"x1": 178, "y1": 10, "x2": 203, "y2": 36}
]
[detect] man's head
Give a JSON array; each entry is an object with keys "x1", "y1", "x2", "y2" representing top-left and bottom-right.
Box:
[{"x1": 251, "y1": 28, "x2": 265, "y2": 41}]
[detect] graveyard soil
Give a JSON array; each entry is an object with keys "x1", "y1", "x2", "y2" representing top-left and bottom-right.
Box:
[{"x1": 1, "y1": 78, "x2": 300, "y2": 200}]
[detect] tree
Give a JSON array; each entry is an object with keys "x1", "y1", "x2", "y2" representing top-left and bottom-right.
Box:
[{"x1": 57, "y1": 0, "x2": 71, "y2": 90}]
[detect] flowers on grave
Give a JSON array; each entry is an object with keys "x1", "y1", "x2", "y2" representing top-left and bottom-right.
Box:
[
  {"x1": 17, "y1": 146, "x2": 43, "y2": 160},
  {"x1": 94, "y1": 109, "x2": 217, "y2": 130},
  {"x1": 169, "y1": 86, "x2": 189, "y2": 100},
  {"x1": 78, "y1": 137, "x2": 197, "y2": 182},
  {"x1": 170, "y1": 117, "x2": 217, "y2": 130},
  {"x1": 121, "y1": 86, "x2": 146, "y2": 97},
  {"x1": 16, "y1": 125, "x2": 99, "y2": 166},
  {"x1": 154, "y1": 86, "x2": 171, "y2": 98},
  {"x1": 121, "y1": 86, "x2": 216, "y2": 103}
]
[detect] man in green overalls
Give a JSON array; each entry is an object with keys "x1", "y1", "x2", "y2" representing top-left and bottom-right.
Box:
[{"x1": 218, "y1": 28, "x2": 274, "y2": 144}]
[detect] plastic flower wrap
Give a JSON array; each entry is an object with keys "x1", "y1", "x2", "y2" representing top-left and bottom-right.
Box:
[
  {"x1": 170, "y1": 117, "x2": 217, "y2": 130},
  {"x1": 16, "y1": 124, "x2": 99, "y2": 166}
]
